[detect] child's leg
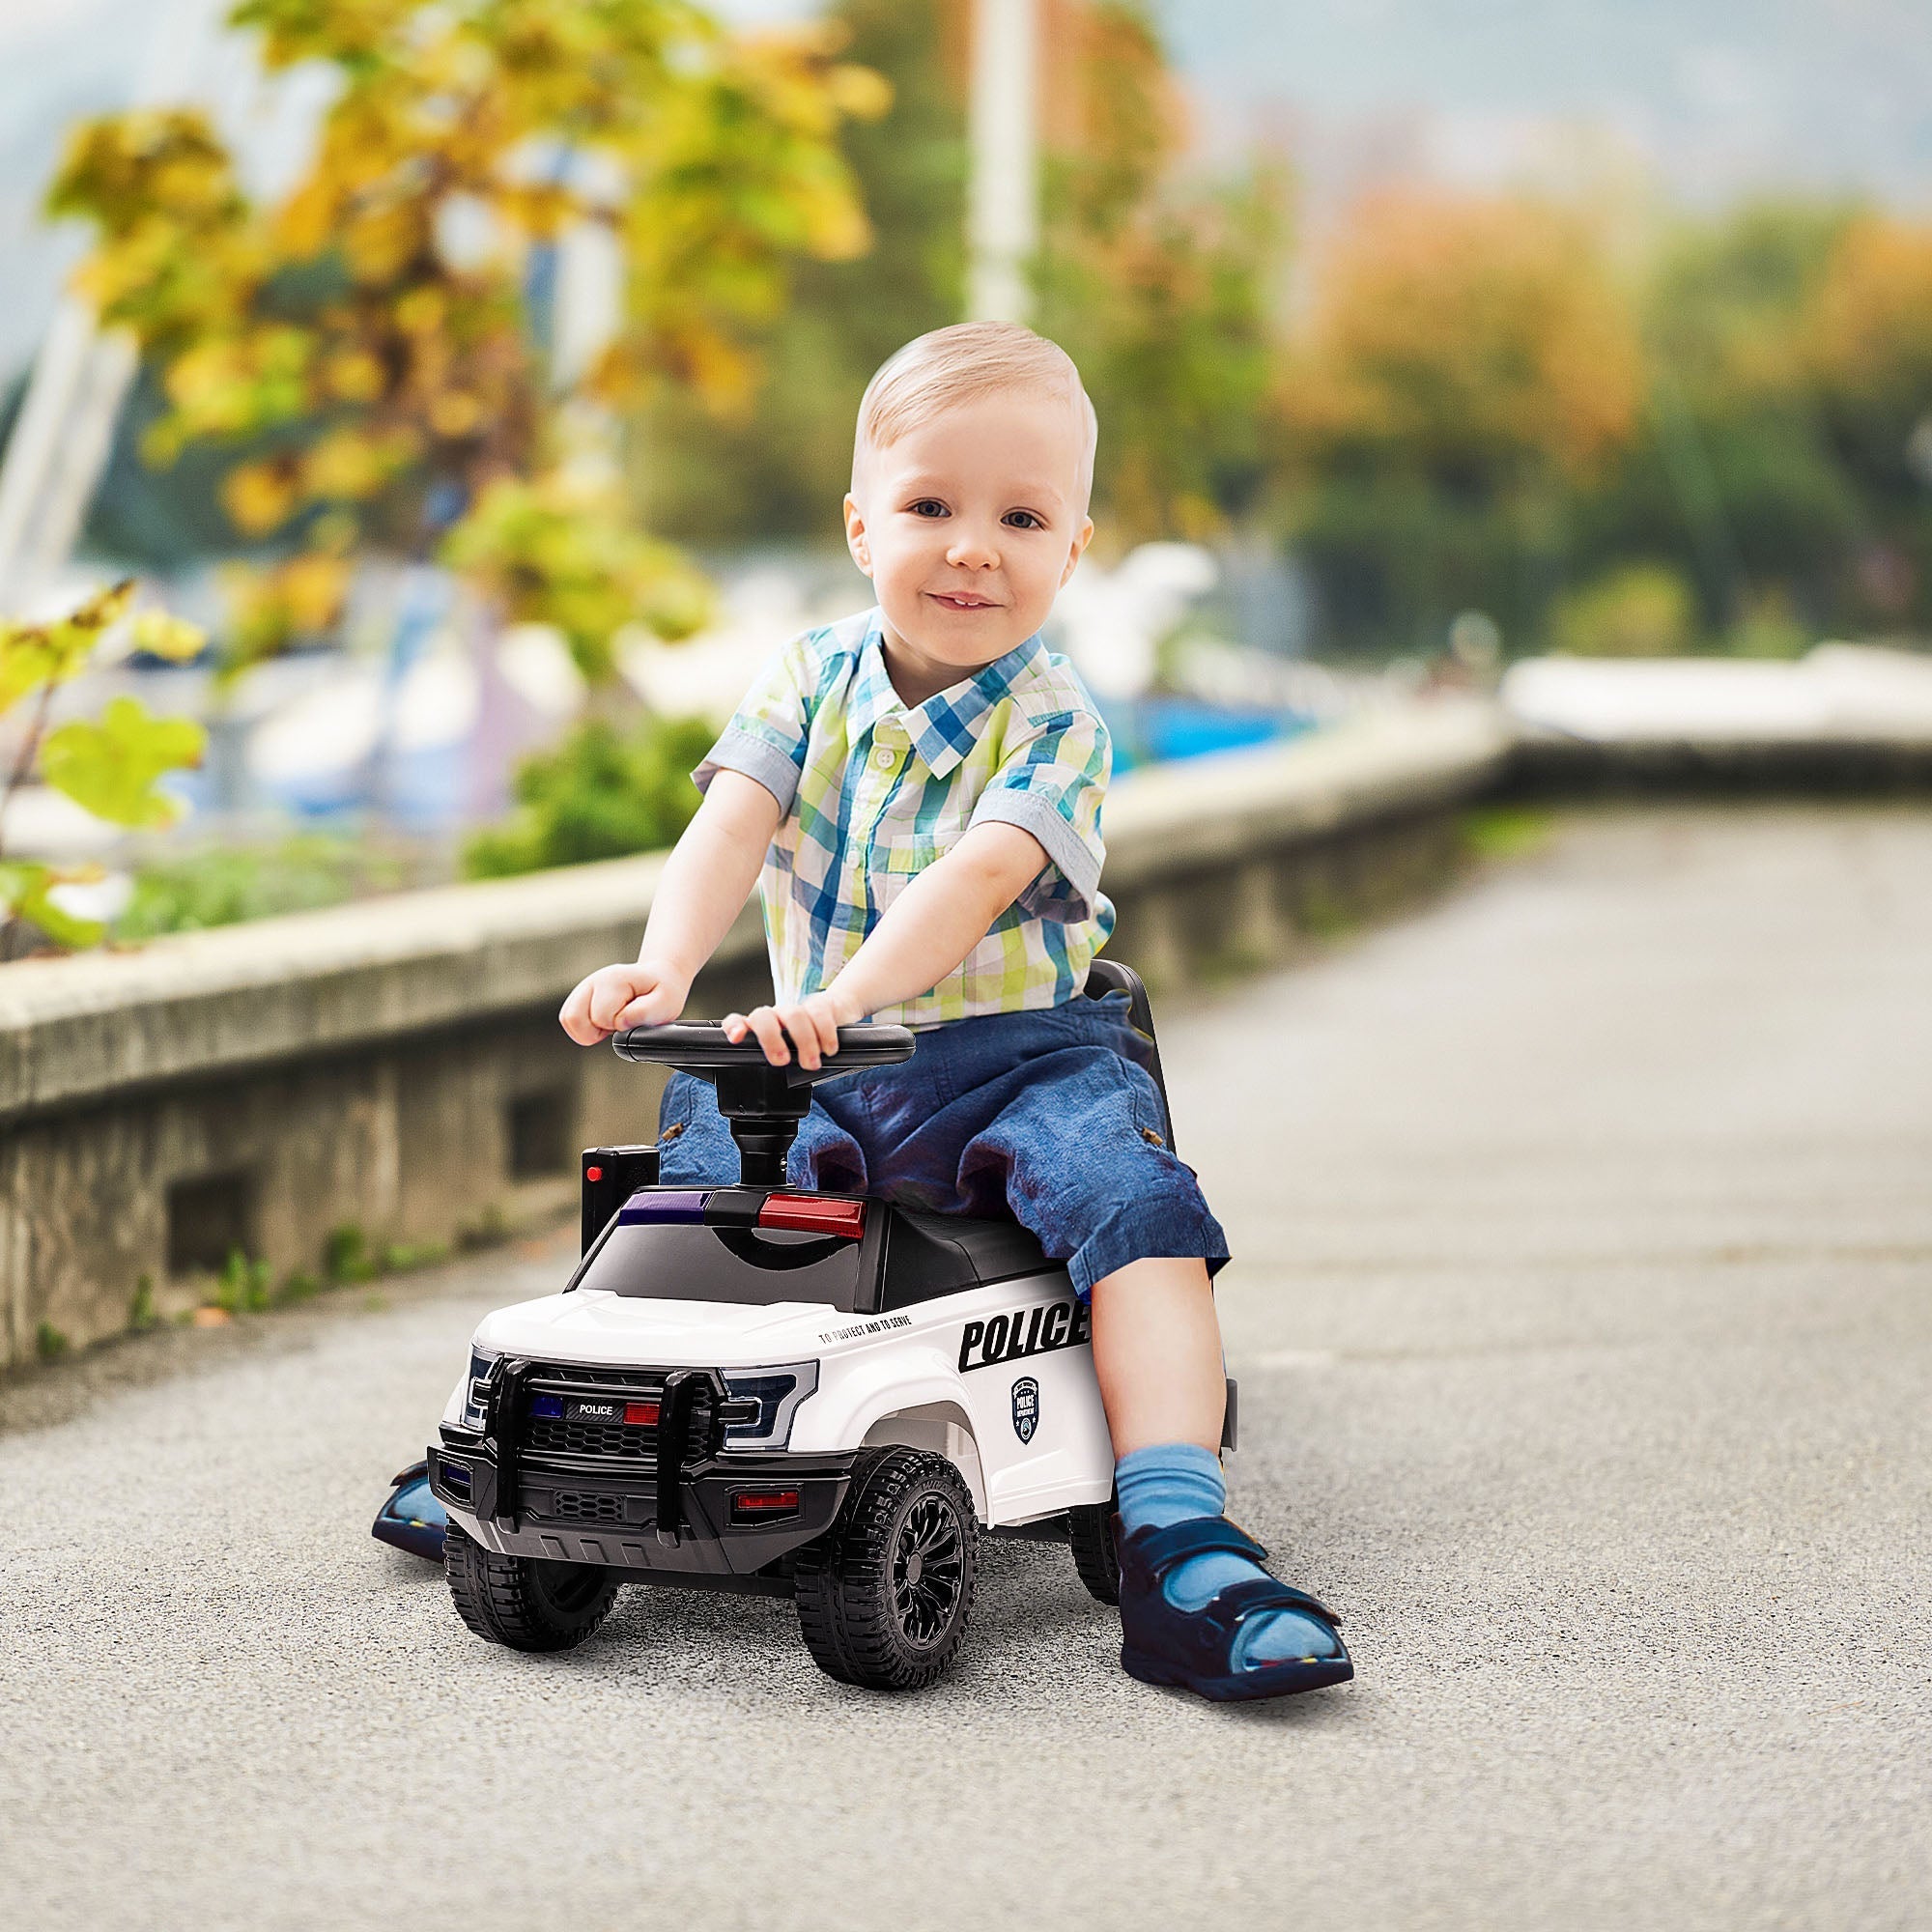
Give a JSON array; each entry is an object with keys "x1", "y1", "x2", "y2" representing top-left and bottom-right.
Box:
[
  {"x1": 1089, "y1": 1256, "x2": 1226, "y2": 1453},
  {"x1": 1093, "y1": 1254, "x2": 1349, "y2": 1681}
]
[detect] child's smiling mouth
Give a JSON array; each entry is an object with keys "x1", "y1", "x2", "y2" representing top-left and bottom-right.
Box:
[{"x1": 927, "y1": 590, "x2": 1003, "y2": 611}]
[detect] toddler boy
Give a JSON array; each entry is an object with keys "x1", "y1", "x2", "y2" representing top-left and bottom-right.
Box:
[{"x1": 560, "y1": 322, "x2": 1350, "y2": 1701}]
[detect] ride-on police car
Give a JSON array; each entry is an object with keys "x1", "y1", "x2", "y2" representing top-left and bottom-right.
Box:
[{"x1": 406, "y1": 960, "x2": 1234, "y2": 1691}]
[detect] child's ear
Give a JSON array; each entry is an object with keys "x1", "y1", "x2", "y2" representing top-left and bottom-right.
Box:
[
  {"x1": 843, "y1": 494, "x2": 873, "y2": 577},
  {"x1": 1060, "y1": 515, "x2": 1094, "y2": 587}
]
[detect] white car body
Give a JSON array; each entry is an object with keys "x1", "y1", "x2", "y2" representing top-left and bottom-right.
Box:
[{"x1": 440, "y1": 1265, "x2": 1115, "y2": 1543}]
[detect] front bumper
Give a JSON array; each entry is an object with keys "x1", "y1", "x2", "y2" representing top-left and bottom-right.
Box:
[{"x1": 427, "y1": 1436, "x2": 855, "y2": 1583}]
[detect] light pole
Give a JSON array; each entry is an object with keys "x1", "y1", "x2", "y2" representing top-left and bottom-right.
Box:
[{"x1": 966, "y1": 0, "x2": 1039, "y2": 324}]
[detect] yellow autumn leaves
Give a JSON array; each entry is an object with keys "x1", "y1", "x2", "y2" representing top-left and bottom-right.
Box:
[{"x1": 46, "y1": 0, "x2": 888, "y2": 668}]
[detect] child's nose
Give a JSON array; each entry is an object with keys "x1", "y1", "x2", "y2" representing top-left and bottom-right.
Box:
[{"x1": 945, "y1": 523, "x2": 1001, "y2": 569}]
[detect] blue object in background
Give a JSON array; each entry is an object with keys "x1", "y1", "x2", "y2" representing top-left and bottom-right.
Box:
[
  {"x1": 372, "y1": 1460, "x2": 447, "y2": 1561},
  {"x1": 1103, "y1": 698, "x2": 1314, "y2": 774}
]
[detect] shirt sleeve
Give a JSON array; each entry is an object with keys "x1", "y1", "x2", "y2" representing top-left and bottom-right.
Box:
[
  {"x1": 692, "y1": 630, "x2": 818, "y2": 815},
  {"x1": 967, "y1": 701, "x2": 1111, "y2": 922}
]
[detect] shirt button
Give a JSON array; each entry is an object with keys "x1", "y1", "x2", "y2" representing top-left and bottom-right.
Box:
[{"x1": 874, "y1": 747, "x2": 896, "y2": 769}]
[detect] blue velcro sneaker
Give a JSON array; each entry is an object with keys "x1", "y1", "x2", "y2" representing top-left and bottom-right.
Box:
[{"x1": 1118, "y1": 1518, "x2": 1353, "y2": 1703}]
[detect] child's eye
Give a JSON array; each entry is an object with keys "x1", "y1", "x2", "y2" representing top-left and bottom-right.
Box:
[
  {"x1": 908, "y1": 499, "x2": 949, "y2": 519},
  {"x1": 1003, "y1": 510, "x2": 1044, "y2": 530}
]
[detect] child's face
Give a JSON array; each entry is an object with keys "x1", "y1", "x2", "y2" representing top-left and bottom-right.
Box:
[{"x1": 844, "y1": 390, "x2": 1094, "y2": 698}]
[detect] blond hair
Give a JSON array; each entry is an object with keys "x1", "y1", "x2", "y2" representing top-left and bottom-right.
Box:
[{"x1": 853, "y1": 322, "x2": 1098, "y2": 511}]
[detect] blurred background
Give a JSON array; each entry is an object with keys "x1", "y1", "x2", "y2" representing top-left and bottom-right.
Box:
[{"x1": 3, "y1": 0, "x2": 1930, "y2": 949}]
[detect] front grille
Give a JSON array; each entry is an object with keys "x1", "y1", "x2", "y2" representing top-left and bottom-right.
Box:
[
  {"x1": 517, "y1": 1362, "x2": 717, "y2": 1470},
  {"x1": 525, "y1": 1416, "x2": 654, "y2": 1459},
  {"x1": 547, "y1": 1491, "x2": 624, "y2": 1524}
]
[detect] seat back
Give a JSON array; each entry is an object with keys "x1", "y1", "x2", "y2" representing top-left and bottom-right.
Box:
[{"x1": 1083, "y1": 958, "x2": 1177, "y2": 1155}]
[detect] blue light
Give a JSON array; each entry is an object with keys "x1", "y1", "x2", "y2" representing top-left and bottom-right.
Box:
[
  {"x1": 616, "y1": 1189, "x2": 708, "y2": 1226},
  {"x1": 529, "y1": 1394, "x2": 565, "y2": 1418}
]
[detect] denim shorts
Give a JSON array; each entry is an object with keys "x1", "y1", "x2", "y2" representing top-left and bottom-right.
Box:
[{"x1": 656, "y1": 991, "x2": 1230, "y2": 1300}]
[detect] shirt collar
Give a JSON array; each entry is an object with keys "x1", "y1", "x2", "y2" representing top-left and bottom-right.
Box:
[{"x1": 851, "y1": 612, "x2": 1044, "y2": 780}]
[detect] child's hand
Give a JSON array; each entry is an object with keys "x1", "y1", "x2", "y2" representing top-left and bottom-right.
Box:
[
  {"x1": 723, "y1": 988, "x2": 857, "y2": 1070},
  {"x1": 558, "y1": 958, "x2": 691, "y2": 1044}
]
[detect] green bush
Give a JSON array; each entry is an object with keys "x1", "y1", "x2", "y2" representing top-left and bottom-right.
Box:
[
  {"x1": 117, "y1": 835, "x2": 406, "y2": 940},
  {"x1": 1549, "y1": 563, "x2": 1699, "y2": 658},
  {"x1": 463, "y1": 714, "x2": 717, "y2": 879}
]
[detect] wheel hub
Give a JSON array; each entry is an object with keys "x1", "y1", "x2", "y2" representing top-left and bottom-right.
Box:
[{"x1": 891, "y1": 1494, "x2": 963, "y2": 1648}]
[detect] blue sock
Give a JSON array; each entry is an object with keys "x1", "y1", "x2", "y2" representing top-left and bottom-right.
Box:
[{"x1": 1114, "y1": 1443, "x2": 1338, "y2": 1670}]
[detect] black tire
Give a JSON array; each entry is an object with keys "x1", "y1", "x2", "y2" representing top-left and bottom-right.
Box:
[
  {"x1": 443, "y1": 1518, "x2": 622, "y2": 1652},
  {"x1": 794, "y1": 1448, "x2": 978, "y2": 1691},
  {"x1": 1067, "y1": 1500, "x2": 1121, "y2": 1605}
]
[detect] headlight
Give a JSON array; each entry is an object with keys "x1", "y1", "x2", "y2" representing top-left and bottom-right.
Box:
[
  {"x1": 720, "y1": 1362, "x2": 817, "y2": 1452},
  {"x1": 458, "y1": 1346, "x2": 498, "y2": 1433}
]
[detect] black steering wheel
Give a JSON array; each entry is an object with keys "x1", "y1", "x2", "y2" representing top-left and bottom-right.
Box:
[
  {"x1": 612, "y1": 1021, "x2": 916, "y2": 1082},
  {"x1": 611, "y1": 1021, "x2": 917, "y2": 1186}
]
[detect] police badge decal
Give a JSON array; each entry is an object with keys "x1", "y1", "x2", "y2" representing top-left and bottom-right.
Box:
[{"x1": 1011, "y1": 1376, "x2": 1039, "y2": 1443}]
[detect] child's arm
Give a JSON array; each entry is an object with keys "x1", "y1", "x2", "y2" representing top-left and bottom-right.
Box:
[
  {"x1": 558, "y1": 771, "x2": 782, "y2": 1043},
  {"x1": 723, "y1": 823, "x2": 1049, "y2": 1069}
]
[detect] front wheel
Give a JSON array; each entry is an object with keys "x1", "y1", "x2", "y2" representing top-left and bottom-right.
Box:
[
  {"x1": 444, "y1": 1519, "x2": 621, "y2": 1652},
  {"x1": 794, "y1": 1448, "x2": 978, "y2": 1690}
]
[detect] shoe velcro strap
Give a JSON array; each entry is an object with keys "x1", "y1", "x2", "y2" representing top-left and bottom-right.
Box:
[
  {"x1": 1131, "y1": 1516, "x2": 1269, "y2": 1578},
  {"x1": 1205, "y1": 1574, "x2": 1343, "y2": 1634}
]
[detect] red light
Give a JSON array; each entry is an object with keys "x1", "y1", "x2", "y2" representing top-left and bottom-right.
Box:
[
  {"x1": 756, "y1": 1194, "x2": 867, "y2": 1238},
  {"x1": 584, "y1": 1165, "x2": 604, "y2": 1182},
  {"x1": 734, "y1": 1489, "x2": 800, "y2": 1513},
  {"x1": 624, "y1": 1401, "x2": 660, "y2": 1426}
]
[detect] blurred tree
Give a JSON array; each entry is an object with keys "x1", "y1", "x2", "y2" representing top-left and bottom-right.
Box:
[
  {"x1": 1572, "y1": 201, "x2": 1863, "y2": 639},
  {"x1": 1804, "y1": 213, "x2": 1932, "y2": 626},
  {"x1": 1273, "y1": 189, "x2": 1642, "y2": 656},
  {"x1": 1548, "y1": 561, "x2": 1697, "y2": 657},
  {"x1": 634, "y1": 0, "x2": 966, "y2": 543},
  {"x1": 46, "y1": 0, "x2": 888, "y2": 675},
  {"x1": 1032, "y1": 2, "x2": 1290, "y2": 543},
  {"x1": 637, "y1": 0, "x2": 1287, "y2": 552}
]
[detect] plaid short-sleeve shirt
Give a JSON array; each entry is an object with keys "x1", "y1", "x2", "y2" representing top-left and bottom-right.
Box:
[{"x1": 695, "y1": 607, "x2": 1115, "y2": 1026}]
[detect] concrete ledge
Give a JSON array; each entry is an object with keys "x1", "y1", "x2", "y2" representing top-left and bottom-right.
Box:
[{"x1": 0, "y1": 699, "x2": 1506, "y2": 1367}]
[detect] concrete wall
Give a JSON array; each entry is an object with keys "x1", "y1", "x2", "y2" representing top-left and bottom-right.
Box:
[{"x1": 0, "y1": 702, "x2": 1511, "y2": 1368}]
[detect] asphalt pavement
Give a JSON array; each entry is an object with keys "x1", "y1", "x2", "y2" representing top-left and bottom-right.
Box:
[{"x1": 3, "y1": 806, "x2": 1928, "y2": 1931}]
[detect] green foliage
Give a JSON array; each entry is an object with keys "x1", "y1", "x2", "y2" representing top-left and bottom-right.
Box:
[
  {"x1": 36, "y1": 1321, "x2": 71, "y2": 1363},
  {"x1": 213, "y1": 1249, "x2": 275, "y2": 1314},
  {"x1": 41, "y1": 697, "x2": 205, "y2": 831},
  {"x1": 279, "y1": 1270, "x2": 321, "y2": 1303},
  {"x1": 0, "y1": 582, "x2": 208, "y2": 951},
  {"x1": 325, "y1": 1224, "x2": 378, "y2": 1286},
  {"x1": 463, "y1": 712, "x2": 716, "y2": 877},
  {"x1": 128, "y1": 1275, "x2": 158, "y2": 1331},
  {"x1": 1550, "y1": 564, "x2": 1698, "y2": 658},
  {"x1": 382, "y1": 1239, "x2": 450, "y2": 1273},
  {"x1": 1462, "y1": 808, "x2": 1555, "y2": 863},
  {"x1": 441, "y1": 473, "x2": 712, "y2": 681},
  {"x1": 115, "y1": 835, "x2": 406, "y2": 941}
]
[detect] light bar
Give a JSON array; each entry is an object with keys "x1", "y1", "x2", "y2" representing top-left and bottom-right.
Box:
[
  {"x1": 623, "y1": 1400, "x2": 660, "y2": 1427},
  {"x1": 616, "y1": 1190, "x2": 708, "y2": 1226},
  {"x1": 756, "y1": 1194, "x2": 867, "y2": 1238}
]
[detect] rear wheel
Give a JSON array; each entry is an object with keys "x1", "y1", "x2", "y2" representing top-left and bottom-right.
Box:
[
  {"x1": 795, "y1": 1448, "x2": 977, "y2": 1690},
  {"x1": 444, "y1": 1519, "x2": 621, "y2": 1652},
  {"x1": 1067, "y1": 1500, "x2": 1121, "y2": 1605}
]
